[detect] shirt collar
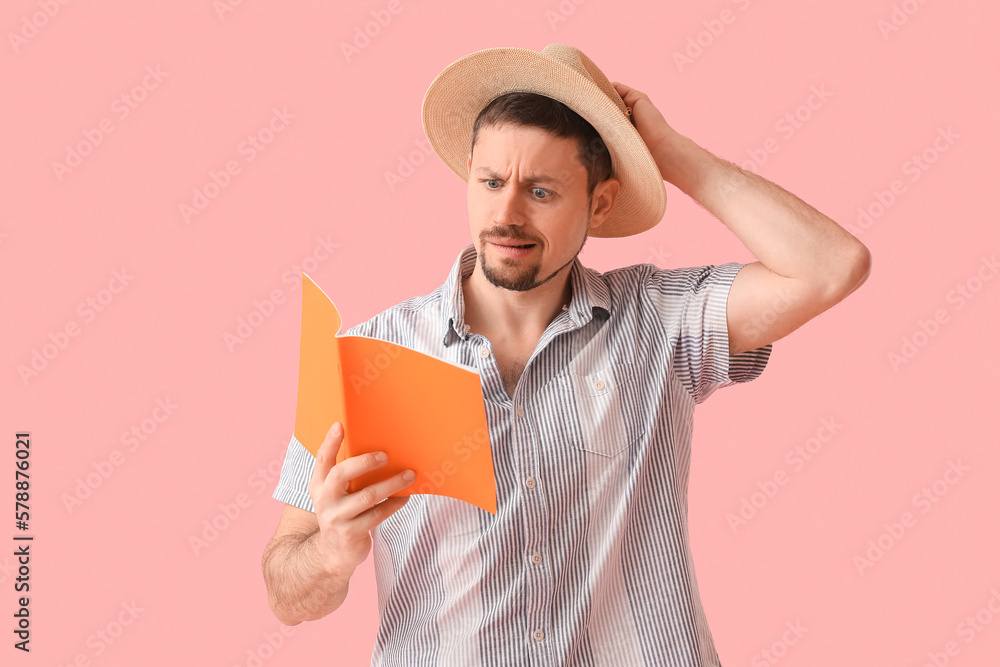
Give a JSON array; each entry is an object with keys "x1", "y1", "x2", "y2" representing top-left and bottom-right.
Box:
[{"x1": 442, "y1": 243, "x2": 612, "y2": 347}]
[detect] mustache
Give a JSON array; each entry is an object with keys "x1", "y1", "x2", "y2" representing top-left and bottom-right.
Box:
[{"x1": 482, "y1": 228, "x2": 538, "y2": 243}]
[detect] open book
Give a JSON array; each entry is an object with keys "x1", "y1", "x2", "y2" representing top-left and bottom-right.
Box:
[{"x1": 292, "y1": 273, "x2": 497, "y2": 514}]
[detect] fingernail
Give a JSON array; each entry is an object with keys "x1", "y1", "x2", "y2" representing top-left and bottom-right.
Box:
[
  {"x1": 402, "y1": 470, "x2": 415, "y2": 482},
  {"x1": 331, "y1": 422, "x2": 342, "y2": 436},
  {"x1": 374, "y1": 452, "x2": 387, "y2": 463}
]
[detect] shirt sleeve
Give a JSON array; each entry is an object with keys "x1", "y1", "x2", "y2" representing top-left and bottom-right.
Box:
[
  {"x1": 647, "y1": 261, "x2": 772, "y2": 404},
  {"x1": 271, "y1": 434, "x2": 317, "y2": 512}
]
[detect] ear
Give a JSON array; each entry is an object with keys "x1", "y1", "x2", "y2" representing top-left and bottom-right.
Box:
[
  {"x1": 466, "y1": 153, "x2": 472, "y2": 174},
  {"x1": 588, "y1": 178, "x2": 621, "y2": 231}
]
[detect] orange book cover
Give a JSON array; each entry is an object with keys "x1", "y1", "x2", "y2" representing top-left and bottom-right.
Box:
[{"x1": 292, "y1": 273, "x2": 497, "y2": 514}]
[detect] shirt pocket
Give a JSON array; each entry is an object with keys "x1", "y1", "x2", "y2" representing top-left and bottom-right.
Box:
[{"x1": 561, "y1": 363, "x2": 642, "y2": 458}]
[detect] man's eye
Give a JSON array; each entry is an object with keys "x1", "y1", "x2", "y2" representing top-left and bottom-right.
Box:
[
  {"x1": 484, "y1": 179, "x2": 500, "y2": 189},
  {"x1": 532, "y1": 188, "x2": 548, "y2": 199}
]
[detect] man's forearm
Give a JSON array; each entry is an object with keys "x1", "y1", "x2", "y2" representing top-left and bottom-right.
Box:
[
  {"x1": 655, "y1": 134, "x2": 869, "y2": 290},
  {"x1": 262, "y1": 530, "x2": 353, "y2": 625}
]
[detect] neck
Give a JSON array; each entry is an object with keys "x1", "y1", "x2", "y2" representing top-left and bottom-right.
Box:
[{"x1": 462, "y1": 261, "x2": 573, "y2": 342}]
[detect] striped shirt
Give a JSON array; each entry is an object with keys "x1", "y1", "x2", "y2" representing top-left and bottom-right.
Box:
[{"x1": 273, "y1": 242, "x2": 771, "y2": 666}]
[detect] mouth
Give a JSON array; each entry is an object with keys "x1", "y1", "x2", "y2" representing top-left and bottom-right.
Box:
[
  {"x1": 488, "y1": 239, "x2": 538, "y2": 257},
  {"x1": 489, "y1": 238, "x2": 537, "y2": 249}
]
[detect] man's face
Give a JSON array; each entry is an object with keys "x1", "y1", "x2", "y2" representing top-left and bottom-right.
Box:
[{"x1": 466, "y1": 123, "x2": 616, "y2": 292}]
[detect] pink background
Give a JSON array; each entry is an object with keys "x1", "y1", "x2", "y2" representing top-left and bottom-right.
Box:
[{"x1": 3, "y1": 0, "x2": 998, "y2": 665}]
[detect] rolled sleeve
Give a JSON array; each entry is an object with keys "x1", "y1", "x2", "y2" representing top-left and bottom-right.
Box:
[
  {"x1": 271, "y1": 434, "x2": 317, "y2": 512},
  {"x1": 653, "y1": 262, "x2": 772, "y2": 404}
]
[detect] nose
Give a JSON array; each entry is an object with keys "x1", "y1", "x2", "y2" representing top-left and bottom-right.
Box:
[{"x1": 493, "y1": 183, "x2": 526, "y2": 227}]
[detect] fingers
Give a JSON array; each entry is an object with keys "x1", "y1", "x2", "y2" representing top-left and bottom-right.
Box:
[
  {"x1": 309, "y1": 428, "x2": 416, "y2": 519},
  {"x1": 342, "y1": 469, "x2": 416, "y2": 521},
  {"x1": 309, "y1": 421, "x2": 364, "y2": 506},
  {"x1": 353, "y1": 494, "x2": 412, "y2": 533},
  {"x1": 329, "y1": 450, "x2": 391, "y2": 491},
  {"x1": 309, "y1": 421, "x2": 344, "y2": 490},
  {"x1": 612, "y1": 81, "x2": 643, "y2": 104},
  {"x1": 613, "y1": 82, "x2": 660, "y2": 124}
]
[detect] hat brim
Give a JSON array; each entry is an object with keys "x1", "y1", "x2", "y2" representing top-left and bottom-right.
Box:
[{"x1": 421, "y1": 46, "x2": 666, "y2": 239}]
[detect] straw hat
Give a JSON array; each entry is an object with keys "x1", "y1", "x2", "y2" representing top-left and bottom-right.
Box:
[{"x1": 421, "y1": 44, "x2": 667, "y2": 239}]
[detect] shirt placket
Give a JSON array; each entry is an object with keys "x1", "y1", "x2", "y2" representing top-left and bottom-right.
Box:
[
  {"x1": 474, "y1": 334, "x2": 554, "y2": 662},
  {"x1": 514, "y1": 396, "x2": 555, "y2": 664},
  {"x1": 465, "y1": 307, "x2": 578, "y2": 666},
  {"x1": 518, "y1": 311, "x2": 578, "y2": 665}
]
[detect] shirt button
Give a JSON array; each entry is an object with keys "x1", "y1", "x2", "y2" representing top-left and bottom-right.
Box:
[
  {"x1": 533, "y1": 629, "x2": 545, "y2": 642},
  {"x1": 524, "y1": 477, "x2": 536, "y2": 490},
  {"x1": 531, "y1": 552, "x2": 543, "y2": 565},
  {"x1": 479, "y1": 347, "x2": 490, "y2": 359},
  {"x1": 516, "y1": 405, "x2": 525, "y2": 418},
  {"x1": 593, "y1": 379, "x2": 606, "y2": 391}
]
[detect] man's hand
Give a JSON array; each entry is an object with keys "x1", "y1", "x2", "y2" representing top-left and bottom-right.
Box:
[
  {"x1": 308, "y1": 421, "x2": 415, "y2": 574},
  {"x1": 611, "y1": 81, "x2": 683, "y2": 181},
  {"x1": 611, "y1": 80, "x2": 871, "y2": 354},
  {"x1": 262, "y1": 422, "x2": 416, "y2": 625}
]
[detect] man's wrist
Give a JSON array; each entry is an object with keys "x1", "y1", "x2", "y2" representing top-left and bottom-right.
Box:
[
  {"x1": 304, "y1": 530, "x2": 358, "y2": 584},
  {"x1": 652, "y1": 133, "x2": 695, "y2": 184},
  {"x1": 653, "y1": 134, "x2": 733, "y2": 203}
]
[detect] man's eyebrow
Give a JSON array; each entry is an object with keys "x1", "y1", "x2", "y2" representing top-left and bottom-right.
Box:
[{"x1": 473, "y1": 167, "x2": 563, "y2": 185}]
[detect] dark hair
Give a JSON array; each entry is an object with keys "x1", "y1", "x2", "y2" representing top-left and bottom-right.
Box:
[{"x1": 470, "y1": 92, "x2": 613, "y2": 196}]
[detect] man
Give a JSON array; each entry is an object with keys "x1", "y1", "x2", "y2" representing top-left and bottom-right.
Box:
[{"x1": 262, "y1": 44, "x2": 870, "y2": 666}]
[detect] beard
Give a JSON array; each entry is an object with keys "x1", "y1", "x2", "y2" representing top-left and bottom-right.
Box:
[{"x1": 478, "y1": 209, "x2": 592, "y2": 292}]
